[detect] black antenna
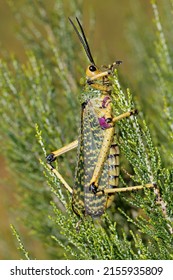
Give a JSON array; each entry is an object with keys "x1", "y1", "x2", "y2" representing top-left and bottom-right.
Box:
[{"x1": 69, "y1": 17, "x2": 95, "y2": 65}]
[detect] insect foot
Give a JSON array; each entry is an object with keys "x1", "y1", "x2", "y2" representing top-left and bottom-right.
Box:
[
  {"x1": 89, "y1": 183, "x2": 98, "y2": 194},
  {"x1": 46, "y1": 153, "x2": 56, "y2": 164},
  {"x1": 86, "y1": 78, "x2": 93, "y2": 85},
  {"x1": 130, "y1": 109, "x2": 138, "y2": 116}
]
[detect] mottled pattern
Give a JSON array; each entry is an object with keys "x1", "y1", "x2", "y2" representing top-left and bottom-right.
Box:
[{"x1": 72, "y1": 94, "x2": 120, "y2": 217}]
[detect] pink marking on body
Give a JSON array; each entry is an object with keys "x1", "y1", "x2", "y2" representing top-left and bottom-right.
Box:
[
  {"x1": 102, "y1": 96, "x2": 111, "y2": 108},
  {"x1": 98, "y1": 117, "x2": 111, "y2": 129}
]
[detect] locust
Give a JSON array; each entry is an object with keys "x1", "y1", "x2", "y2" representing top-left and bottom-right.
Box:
[{"x1": 46, "y1": 17, "x2": 154, "y2": 218}]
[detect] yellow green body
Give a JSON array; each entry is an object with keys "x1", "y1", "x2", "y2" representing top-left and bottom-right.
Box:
[{"x1": 72, "y1": 70, "x2": 120, "y2": 217}]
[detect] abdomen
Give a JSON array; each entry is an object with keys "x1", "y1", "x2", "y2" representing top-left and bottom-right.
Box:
[{"x1": 106, "y1": 135, "x2": 120, "y2": 208}]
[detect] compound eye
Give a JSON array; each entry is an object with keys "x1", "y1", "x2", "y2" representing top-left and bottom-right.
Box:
[{"x1": 89, "y1": 65, "x2": 96, "y2": 72}]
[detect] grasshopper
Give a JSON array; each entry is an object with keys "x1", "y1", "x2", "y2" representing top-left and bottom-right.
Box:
[{"x1": 46, "y1": 17, "x2": 154, "y2": 217}]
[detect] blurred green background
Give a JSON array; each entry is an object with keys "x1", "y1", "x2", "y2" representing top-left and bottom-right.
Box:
[{"x1": 0, "y1": 0, "x2": 154, "y2": 259}]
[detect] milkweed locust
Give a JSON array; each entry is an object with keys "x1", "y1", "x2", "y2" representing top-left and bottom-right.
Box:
[{"x1": 46, "y1": 17, "x2": 155, "y2": 218}]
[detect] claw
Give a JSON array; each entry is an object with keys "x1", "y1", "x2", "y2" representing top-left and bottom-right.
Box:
[
  {"x1": 89, "y1": 183, "x2": 98, "y2": 194},
  {"x1": 130, "y1": 109, "x2": 138, "y2": 116},
  {"x1": 46, "y1": 153, "x2": 56, "y2": 164}
]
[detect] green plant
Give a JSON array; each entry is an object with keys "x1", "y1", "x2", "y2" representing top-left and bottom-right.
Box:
[{"x1": 0, "y1": 0, "x2": 172, "y2": 259}]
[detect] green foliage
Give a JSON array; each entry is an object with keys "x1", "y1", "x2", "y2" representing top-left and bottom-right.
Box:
[
  {"x1": 127, "y1": 0, "x2": 173, "y2": 167},
  {"x1": 10, "y1": 225, "x2": 31, "y2": 260},
  {"x1": 0, "y1": 0, "x2": 173, "y2": 259}
]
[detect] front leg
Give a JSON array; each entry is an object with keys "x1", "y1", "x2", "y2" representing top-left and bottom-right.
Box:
[
  {"x1": 112, "y1": 109, "x2": 138, "y2": 123},
  {"x1": 46, "y1": 140, "x2": 78, "y2": 195},
  {"x1": 46, "y1": 140, "x2": 78, "y2": 166},
  {"x1": 47, "y1": 164, "x2": 73, "y2": 194}
]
